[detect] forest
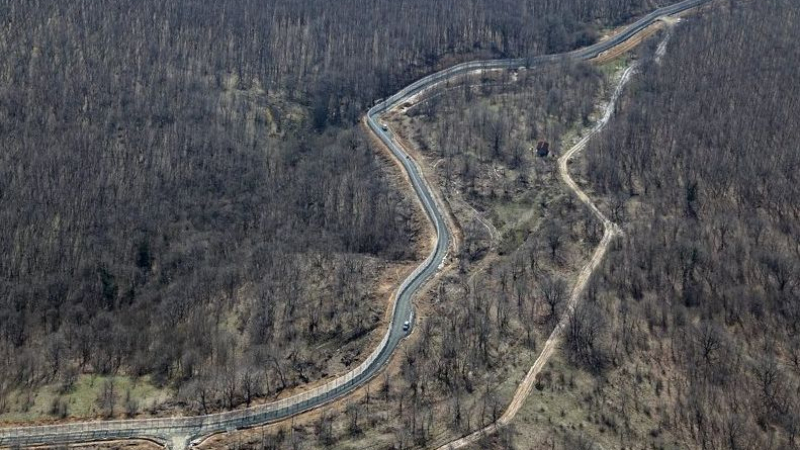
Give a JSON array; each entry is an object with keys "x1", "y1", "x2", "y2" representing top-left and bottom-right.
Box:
[
  {"x1": 578, "y1": 0, "x2": 800, "y2": 447},
  {"x1": 0, "y1": 0, "x2": 672, "y2": 421}
]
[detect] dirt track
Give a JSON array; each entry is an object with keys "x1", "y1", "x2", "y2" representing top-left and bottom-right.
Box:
[{"x1": 434, "y1": 65, "x2": 637, "y2": 450}]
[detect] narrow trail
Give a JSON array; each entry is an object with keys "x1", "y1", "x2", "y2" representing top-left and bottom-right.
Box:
[
  {"x1": 434, "y1": 65, "x2": 636, "y2": 450},
  {"x1": 463, "y1": 199, "x2": 500, "y2": 245}
]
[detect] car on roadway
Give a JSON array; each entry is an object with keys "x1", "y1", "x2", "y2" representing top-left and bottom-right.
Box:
[
  {"x1": 381, "y1": 123, "x2": 389, "y2": 131},
  {"x1": 402, "y1": 320, "x2": 410, "y2": 332}
]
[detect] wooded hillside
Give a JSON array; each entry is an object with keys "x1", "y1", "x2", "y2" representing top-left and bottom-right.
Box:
[{"x1": 577, "y1": 0, "x2": 800, "y2": 446}]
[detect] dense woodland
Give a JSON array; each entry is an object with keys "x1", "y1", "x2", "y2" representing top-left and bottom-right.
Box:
[
  {"x1": 0, "y1": 0, "x2": 673, "y2": 419},
  {"x1": 578, "y1": 0, "x2": 800, "y2": 447},
  {"x1": 0, "y1": 0, "x2": 425, "y2": 417},
  {"x1": 0, "y1": 0, "x2": 676, "y2": 129}
]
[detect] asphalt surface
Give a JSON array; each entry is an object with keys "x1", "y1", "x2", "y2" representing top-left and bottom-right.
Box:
[{"x1": 0, "y1": 1, "x2": 709, "y2": 448}]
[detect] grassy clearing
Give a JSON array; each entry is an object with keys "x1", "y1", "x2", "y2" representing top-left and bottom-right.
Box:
[
  {"x1": 509, "y1": 346, "x2": 685, "y2": 450},
  {"x1": 597, "y1": 55, "x2": 632, "y2": 78},
  {"x1": 0, "y1": 375, "x2": 169, "y2": 423}
]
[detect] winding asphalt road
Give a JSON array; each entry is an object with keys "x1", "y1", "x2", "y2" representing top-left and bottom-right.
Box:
[{"x1": 0, "y1": 1, "x2": 709, "y2": 448}]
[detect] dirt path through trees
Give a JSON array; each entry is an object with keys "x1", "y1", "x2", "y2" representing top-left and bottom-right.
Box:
[{"x1": 434, "y1": 65, "x2": 636, "y2": 450}]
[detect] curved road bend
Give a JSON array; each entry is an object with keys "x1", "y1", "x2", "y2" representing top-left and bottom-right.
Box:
[{"x1": 0, "y1": 1, "x2": 709, "y2": 448}]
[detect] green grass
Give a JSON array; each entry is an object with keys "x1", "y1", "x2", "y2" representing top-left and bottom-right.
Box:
[
  {"x1": 511, "y1": 350, "x2": 683, "y2": 450},
  {"x1": 1, "y1": 375, "x2": 169, "y2": 423},
  {"x1": 597, "y1": 55, "x2": 632, "y2": 78},
  {"x1": 514, "y1": 353, "x2": 594, "y2": 430}
]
